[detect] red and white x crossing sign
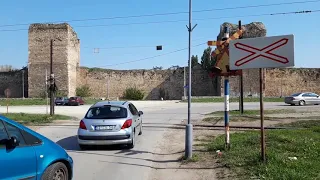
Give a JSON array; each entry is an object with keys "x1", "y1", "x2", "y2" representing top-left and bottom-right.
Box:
[{"x1": 229, "y1": 34, "x2": 294, "y2": 70}]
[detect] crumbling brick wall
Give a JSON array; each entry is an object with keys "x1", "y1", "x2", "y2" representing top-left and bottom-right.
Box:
[
  {"x1": 77, "y1": 66, "x2": 219, "y2": 100},
  {"x1": 28, "y1": 23, "x2": 80, "y2": 97},
  {"x1": 0, "y1": 69, "x2": 28, "y2": 98}
]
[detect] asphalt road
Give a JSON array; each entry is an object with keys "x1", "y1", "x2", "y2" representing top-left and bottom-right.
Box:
[{"x1": 0, "y1": 101, "x2": 308, "y2": 180}]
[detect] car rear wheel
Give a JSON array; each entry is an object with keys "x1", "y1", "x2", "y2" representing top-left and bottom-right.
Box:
[
  {"x1": 299, "y1": 100, "x2": 305, "y2": 106},
  {"x1": 138, "y1": 123, "x2": 142, "y2": 135},
  {"x1": 127, "y1": 131, "x2": 135, "y2": 149},
  {"x1": 41, "y1": 162, "x2": 69, "y2": 180}
]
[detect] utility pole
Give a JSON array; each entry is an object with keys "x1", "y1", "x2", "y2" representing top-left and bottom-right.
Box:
[
  {"x1": 107, "y1": 74, "x2": 110, "y2": 99},
  {"x1": 50, "y1": 39, "x2": 55, "y2": 116},
  {"x1": 239, "y1": 20, "x2": 244, "y2": 114},
  {"x1": 185, "y1": 0, "x2": 197, "y2": 159},
  {"x1": 183, "y1": 66, "x2": 186, "y2": 100},
  {"x1": 22, "y1": 69, "x2": 25, "y2": 99},
  {"x1": 45, "y1": 69, "x2": 49, "y2": 115}
]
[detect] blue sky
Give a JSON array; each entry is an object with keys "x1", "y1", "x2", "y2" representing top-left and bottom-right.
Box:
[{"x1": 0, "y1": 0, "x2": 319, "y2": 70}]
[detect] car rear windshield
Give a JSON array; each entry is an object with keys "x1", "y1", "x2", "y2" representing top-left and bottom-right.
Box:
[
  {"x1": 85, "y1": 105, "x2": 128, "y2": 119},
  {"x1": 56, "y1": 97, "x2": 63, "y2": 100},
  {"x1": 69, "y1": 97, "x2": 77, "y2": 100}
]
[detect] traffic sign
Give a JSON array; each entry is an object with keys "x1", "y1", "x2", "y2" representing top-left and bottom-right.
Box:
[
  {"x1": 229, "y1": 34, "x2": 294, "y2": 70},
  {"x1": 207, "y1": 29, "x2": 244, "y2": 76}
]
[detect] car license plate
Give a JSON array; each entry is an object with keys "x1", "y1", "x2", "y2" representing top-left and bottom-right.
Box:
[{"x1": 95, "y1": 125, "x2": 113, "y2": 131}]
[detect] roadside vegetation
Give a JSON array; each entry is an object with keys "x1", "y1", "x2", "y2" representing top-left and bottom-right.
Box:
[
  {"x1": 207, "y1": 109, "x2": 297, "y2": 116},
  {"x1": 204, "y1": 120, "x2": 320, "y2": 179},
  {"x1": 76, "y1": 85, "x2": 92, "y2": 97},
  {"x1": 181, "y1": 97, "x2": 284, "y2": 103},
  {"x1": 0, "y1": 113, "x2": 73, "y2": 125},
  {"x1": 0, "y1": 97, "x2": 102, "y2": 106},
  {"x1": 123, "y1": 87, "x2": 145, "y2": 100},
  {"x1": 202, "y1": 109, "x2": 318, "y2": 123}
]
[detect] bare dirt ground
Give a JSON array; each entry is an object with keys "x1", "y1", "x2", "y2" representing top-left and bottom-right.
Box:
[{"x1": 148, "y1": 127, "x2": 223, "y2": 180}]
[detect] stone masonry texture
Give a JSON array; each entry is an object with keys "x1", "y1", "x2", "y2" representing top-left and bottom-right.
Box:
[
  {"x1": 0, "y1": 69, "x2": 28, "y2": 98},
  {"x1": 28, "y1": 23, "x2": 80, "y2": 97},
  {"x1": 77, "y1": 66, "x2": 219, "y2": 100},
  {"x1": 2, "y1": 67, "x2": 320, "y2": 99}
]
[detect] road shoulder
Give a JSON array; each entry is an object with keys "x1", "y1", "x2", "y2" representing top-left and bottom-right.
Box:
[{"x1": 148, "y1": 124, "x2": 226, "y2": 180}]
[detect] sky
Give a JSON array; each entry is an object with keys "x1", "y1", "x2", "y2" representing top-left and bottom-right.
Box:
[{"x1": 0, "y1": 0, "x2": 319, "y2": 70}]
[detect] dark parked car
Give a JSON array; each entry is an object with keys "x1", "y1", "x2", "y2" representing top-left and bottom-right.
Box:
[
  {"x1": 68, "y1": 96, "x2": 85, "y2": 106},
  {"x1": 55, "y1": 97, "x2": 69, "y2": 105}
]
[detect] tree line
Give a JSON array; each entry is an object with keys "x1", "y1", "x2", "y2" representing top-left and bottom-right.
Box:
[
  {"x1": 191, "y1": 47, "x2": 217, "y2": 72},
  {"x1": 153, "y1": 47, "x2": 216, "y2": 72}
]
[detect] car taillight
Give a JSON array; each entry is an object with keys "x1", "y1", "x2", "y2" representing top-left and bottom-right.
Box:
[
  {"x1": 79, "y1": 120, "x2": 87, "y2": 130},
  {"x1": 121, "y1": 119, "x2": 132, "y2": 129}
]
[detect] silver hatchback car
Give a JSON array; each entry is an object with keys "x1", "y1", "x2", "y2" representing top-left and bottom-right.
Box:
[{"x1": 77, "y1": 101, "x2": 143, "y2": 150}]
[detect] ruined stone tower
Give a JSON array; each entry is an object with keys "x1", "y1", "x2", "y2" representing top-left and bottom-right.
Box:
[{"x1": 28, "y1": 23, "x2": 80, "y2": 97}]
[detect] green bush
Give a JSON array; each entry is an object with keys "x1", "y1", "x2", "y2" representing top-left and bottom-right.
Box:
[
  {"x1": 55, "y1": 90, "x2": 67, "y2": 97},
  {"x1": 39, "y1": 90, "x2": 48, "y2": 99},
  {"x1": 76, "y1": 85, "x2": 92, "y2": 97},
  {"x1": 123, "y1": 87, "x2": 144, "y2": 100}
]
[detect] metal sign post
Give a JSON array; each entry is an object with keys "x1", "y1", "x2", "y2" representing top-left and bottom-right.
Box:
[
  {"x1": 222, "y1": 27, "x2": 231, "y2": 150},
  {"x1": 4, "y1": 88, "x2": 10, "y2": 113},
  {"x1": 259, "y1": 68, "x2": 266, "y2": 161},
  {"x1": 238, "y1": 21, "x2": 244, "y2": 114},
  {"x1": 207, "y1": 25, "x2": 244, "y2": 150}
]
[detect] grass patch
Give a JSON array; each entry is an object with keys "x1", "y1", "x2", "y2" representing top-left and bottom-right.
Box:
[
  {"x1": 0, "y1": 98, "x2": 104, "y2": 106},
  {"x1": 205, "y1": 120, "x2": 320, "y2": 179},
  {"x1": 179, "y1": 153, "x2": 200, "y2": 164},
  {"x1": 203, "y1": 115, "x2": 320, "y2": 123},
  {"x1": 0, "y1": 97, "x2": 149, "y2": 106},
  {"x1": 182, "y1": 97, "x2": 284, "y2": 103},
  {"x1": 202, "y1": 115, "x2": 282, "y2": 123},
  {"x1": 279, "y1": 120, "x2": 320, "y2": 128},
  {"x1": 0, "y1": 99, "x2": 47, "y2": 106},
  {"x1": 208, "y1": 109, "x2": 297, "y2": 116},
  {"x1": 0, "y1": 113, "x2": 72, "y2": 125}
]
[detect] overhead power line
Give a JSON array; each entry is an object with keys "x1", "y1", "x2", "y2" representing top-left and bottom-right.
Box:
[
  {"x1": 0, "y1": 0, "x2": 319, "y2": 28},
  {"x1": 82, "y1": 37, "x2": 207, "y2": 50},
  {"x1": 97, "y1": 42, "x2": 206, "y2": 67},
  {"x1": 0, "y1": 9, "x2": 319, "y2": 32}
]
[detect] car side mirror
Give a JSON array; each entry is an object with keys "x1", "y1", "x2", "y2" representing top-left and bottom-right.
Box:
[
  {"x1": 138, "y1": 111, "x2": 143, "y2": 116},
  {"x1": 8, "y1": 136, "x2": 20, "y2": 148}
]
